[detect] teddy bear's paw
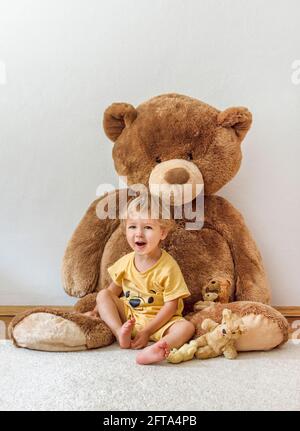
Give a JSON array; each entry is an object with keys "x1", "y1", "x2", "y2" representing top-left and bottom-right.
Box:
[
  {"x1": 166, "y1": 348, "x2": 185, "y2": 364},
  {"x1": 9, "y1": 310, "x2": 114, "y2": 351},
  {"x1": 223, "y1": 347, "x2": 238, "y2": 359},
  {"x1": 166, "y1": 341, "x2": 198, "y2": 363},
  {"x1": 193, "y1": 300, "x2": 217, "y2": 312}
]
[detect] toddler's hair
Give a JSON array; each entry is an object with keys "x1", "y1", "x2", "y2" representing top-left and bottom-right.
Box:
[{"x1": 120, "y1": 193, "x2": 176, "y2": 233}]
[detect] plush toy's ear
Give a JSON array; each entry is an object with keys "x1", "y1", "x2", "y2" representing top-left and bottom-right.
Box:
[
  {"x1": 239, "y1": 322, "x2": 247, "y2": 333},
  {"x1": 217, "y1": 107, "x2": 252, "y2": 140},
  {"x1": 222, "y1": 308, "x2": 232, "y2": 322},
  {"x1": 103, "y1": 102, "x2": 137, "y2": 142}
]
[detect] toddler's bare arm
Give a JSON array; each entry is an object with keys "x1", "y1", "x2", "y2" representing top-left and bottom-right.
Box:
[{"x1": 107, "y1": 281, "x2": 123, "y2": 297}]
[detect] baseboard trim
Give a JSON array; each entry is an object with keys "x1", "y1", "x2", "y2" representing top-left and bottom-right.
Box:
[
  {"x1": 0, "y1": 305, "x2": 299, "y2": 317},
  {"x1": 1, "y1": 305, "x2": 299, "y2": 341},
  {"x1": 273, "y1": 306, "x2": 300, "y2": 317}
]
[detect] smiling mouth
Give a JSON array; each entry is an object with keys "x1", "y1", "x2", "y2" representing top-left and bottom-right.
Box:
[{"x1": 135, "y1": 241, "x2": 146, "y2": 246}]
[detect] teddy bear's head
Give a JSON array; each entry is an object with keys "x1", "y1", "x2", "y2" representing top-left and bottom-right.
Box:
[
  {"x1": 218, "y1": 309, "x2": 246, "y2": 341},
  {"x1": 103, "y1": 93, "x2": 252, "y2": 196}
]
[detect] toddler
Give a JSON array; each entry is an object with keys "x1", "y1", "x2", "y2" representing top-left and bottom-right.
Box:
[{"x1": 85, "y1": 194, "x2": 195, "y2": 364}]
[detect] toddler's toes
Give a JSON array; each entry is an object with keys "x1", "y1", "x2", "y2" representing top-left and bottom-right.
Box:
[
  {"x1": 157, "y1": 340, "x2": 170, "y2": 357},
  {"x1": 159, "y1": 340, "x2": 169, "y2": 350},
  {"x1": 164, "y1": 347, "x2": 171, "y2": 358}
]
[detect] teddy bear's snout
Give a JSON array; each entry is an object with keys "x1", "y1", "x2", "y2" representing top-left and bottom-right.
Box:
[
  {"x1": 164, "y1": 167, "x2": 190, "y2": 184},
  {"x1": 149, "y1": 158, "x2": 204, "y2": 205}
]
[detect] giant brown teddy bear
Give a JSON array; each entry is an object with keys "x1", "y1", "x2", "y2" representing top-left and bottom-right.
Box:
[{"x1": 9, "y1": 94, "x2": 288, "y2": 352}]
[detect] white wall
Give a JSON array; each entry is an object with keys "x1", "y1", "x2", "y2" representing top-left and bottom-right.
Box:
[{"x1": 0, "y1": 0, "x2": 299, "y2": 306}]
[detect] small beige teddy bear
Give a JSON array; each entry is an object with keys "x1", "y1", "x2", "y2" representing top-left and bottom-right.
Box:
[
  {"x1": 167, "y1": 309, "x2": 246, "y2": 363},
  {"x1": 195, "y1": 309, "x2": 246, "y2": 359}
]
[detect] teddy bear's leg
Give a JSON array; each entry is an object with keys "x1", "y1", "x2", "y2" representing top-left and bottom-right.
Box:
[
  {"x1": 222, "y1": 343, "x2": 238, "y2": 359},
  {"x1": 166, "y1": 349, "x2": 185, "y2": 364},
  {"x1": 183, "y1": 343, "x2": 198, "y2": 361},
  {"x1": 167, "y1": 341, "x2": 198, "y2": 364},
  {"x1": 195, "y1": 335, "x2": 207, "y2": 347},
  {"x1": 73, "y1": 293, "x2": 97, "y2": 314},
  {"x1": 9, "y1": 308, "x2": 115, "y2": 351},
  {"x1": 195, "y1": 345, "x2": 218, "y2": 360}
]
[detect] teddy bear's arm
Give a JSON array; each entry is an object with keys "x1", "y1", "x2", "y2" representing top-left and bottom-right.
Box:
[
  {"x1": 201, "y1": 318, "x2": 219, "y2": 332},
  {"x1": 62, "y1": 189, "x2": 125, "y2": 297},
  {"x1": 222, "y1": 342, "x2": 238, "y2": 359},
  {"x1": 205, "y1": 195, "x2": 270, "y2": 304},
  {"x1": 194, "y1": 334, "x2": 207, "y2": 347}
]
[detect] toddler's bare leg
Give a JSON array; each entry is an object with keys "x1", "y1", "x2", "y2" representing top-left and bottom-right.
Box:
[
  {"x1": 95, "y1": 290, "x2": 135, "y2": 349},
  {"x1": 136, "y1": 320, "x2": 195, "y2": 365}
]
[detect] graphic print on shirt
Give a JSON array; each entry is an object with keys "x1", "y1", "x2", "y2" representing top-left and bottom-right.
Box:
[{"x1": 122, "y1": 279, "x2": 164, "y2": 312}]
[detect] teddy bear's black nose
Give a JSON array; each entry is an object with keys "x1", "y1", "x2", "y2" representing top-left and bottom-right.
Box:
[
  {"x1": 164, "y1": 168, "x2": 190, "y2": 184},
  {"x1": 129, "y1": 298, "x2": 141, "y2": 308}
]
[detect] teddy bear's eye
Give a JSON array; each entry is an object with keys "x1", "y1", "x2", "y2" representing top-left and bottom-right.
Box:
[
  {"x1": 155, "y1": 156, "x2": 161, "y2": 163},
  {"x1": 187, "y1": 152, "x2": 193, "y2": 160}
]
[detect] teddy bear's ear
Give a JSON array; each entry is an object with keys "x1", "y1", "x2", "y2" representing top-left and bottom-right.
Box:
[
  {"x1": 217, "y1": 107, "x2": 252, "y2": 140},
  {"x1": 239, "y1": 322, "x2": 247, "y2": 333},
  {"x1": 222, "y1": 308, "x2": 232, "y2": 321},
  {"x1": 103, "y1": 103, "x2": 137, "y2": 142}
]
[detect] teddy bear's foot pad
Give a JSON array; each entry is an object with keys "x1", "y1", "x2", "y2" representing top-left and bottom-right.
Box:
[
  {"x1": 10, "y1": 312, "x2": 87, "y2": 351},
  {"x1": 9, "y1": 308, "x2": 115, "y2": 351}
]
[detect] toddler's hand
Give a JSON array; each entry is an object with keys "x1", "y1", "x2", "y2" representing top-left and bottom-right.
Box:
[{"x1": 131, "y1": 329, "x2": 150, "y2": 349}]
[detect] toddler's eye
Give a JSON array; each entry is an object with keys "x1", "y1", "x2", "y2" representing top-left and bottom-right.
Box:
[
  {"x1": 128, "y1": 225, "x2": 136, "y2": 229},
  {"x1": 144, "y1": 226, "x2": 153, "y2": 230}
]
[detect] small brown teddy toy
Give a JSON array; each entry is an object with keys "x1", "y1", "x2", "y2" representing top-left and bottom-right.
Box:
[
  {"x1": 167, "y1": 308, "x2": 246, "y2": 363},
  {"x1": 193, "y1": 278, "x2": 232, "y2": 311}
]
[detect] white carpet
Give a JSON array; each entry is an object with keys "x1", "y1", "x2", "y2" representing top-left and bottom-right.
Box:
[{"x1": 0, "y1": 340, "x2": 300, "y2": 411}]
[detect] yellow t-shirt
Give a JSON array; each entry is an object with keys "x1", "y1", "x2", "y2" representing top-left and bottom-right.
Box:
[{"x1": 107, "y1": 249, "x2": 191, "y2": 318}]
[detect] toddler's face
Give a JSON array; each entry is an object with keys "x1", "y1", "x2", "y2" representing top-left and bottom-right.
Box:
[{"x1": 125, "y1": 213, "x2": 168, "y2": 255}]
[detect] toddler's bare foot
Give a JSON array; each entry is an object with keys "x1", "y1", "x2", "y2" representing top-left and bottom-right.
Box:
[
  {"x1": 136, "y1": 340, "x2": 170, "y2": 365},
  {"x1": 117, "y1": 318, "x2": 136, "y2": 349}
]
